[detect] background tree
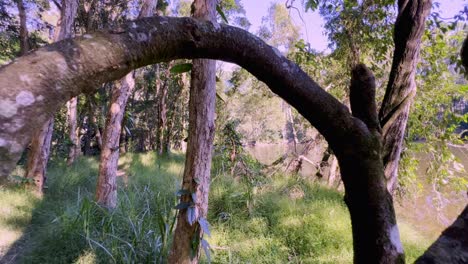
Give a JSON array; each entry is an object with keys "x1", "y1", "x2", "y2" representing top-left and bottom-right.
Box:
[{"x1": 95, "y1": 0, "x2": 155, "y2": 208}]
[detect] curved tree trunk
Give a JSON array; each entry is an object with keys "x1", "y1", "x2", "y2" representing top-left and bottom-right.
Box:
[
  {"x1": 168, "y1": 1, "x2": 217, "y2": 263},
  {"x1": 0, "y1": 16, "x2": 438, "y2": 262},
  {"x1": 379, "y1": 0, "x2": 432, "y2": 194}
]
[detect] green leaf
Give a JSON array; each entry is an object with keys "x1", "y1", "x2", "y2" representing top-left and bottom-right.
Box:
[
  {"x1": 170, "y1": 63, "x2": 193, "y2": 74},
  {"x1": 198, "y1": 217, "x2": 211, "y2": 237},
  {"x1": 216, "y1": 5, "x2": 229, "y2": 24},
  {"x1": 305, "y1": 0, "x2": 319, "y2": 11}
]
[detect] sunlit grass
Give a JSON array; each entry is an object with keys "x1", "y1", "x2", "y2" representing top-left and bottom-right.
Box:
[{"x1": 0, "y1": 153, "x2": 432, "y2": 263}]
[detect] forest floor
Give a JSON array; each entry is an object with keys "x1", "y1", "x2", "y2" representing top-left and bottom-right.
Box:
[{"x1": 0, "y1": 152, "x2": 441, "y2": 263}]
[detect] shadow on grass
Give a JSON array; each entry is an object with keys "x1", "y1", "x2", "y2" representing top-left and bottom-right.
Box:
[{"x1": 0, "y1": 153, "x2": 184, "y2": 264}]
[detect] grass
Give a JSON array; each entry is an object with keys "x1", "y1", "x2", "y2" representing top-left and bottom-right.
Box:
[{"x1": 0, "y1": 152, "x2": 432, "y2": 263}]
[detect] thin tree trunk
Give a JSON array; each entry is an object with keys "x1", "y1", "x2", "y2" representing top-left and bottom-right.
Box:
[
  {"x1": 86, "y1": 96, "x2": 103, "y2": 151},
  {"x1": 26, "y1": 118, "x2": 53, "y2": 192},
  {"x1": 95, "y1": 0, "x2": 153, "y2": 208},
  {"x1": 327, "y1": 155, "x2": 338, "y2": 187},
  {"x1": 168, "y1": 1, "x2": 217, "y2": 262},
  {"x1": 156, "y1": 71, "x2": 169, "y2": 154},
  {"x1": 282, "y1": 101, "x2": 298, "y2": 152},
  {"x1": 66, "y1": 96, "x2": 80, "y2": 165},
  {"x1": 95, "y1": 75, "x2": 135, "y2": 208},
  {"x1": 162, "y1": 73, "x2": 185, "y2": 153},
  {"x1": 378, "y1": 0, "x2": 432, "y2": 194},
  {"x1": 16, "y1": 0, "x2": 29, "y2": 55},
  {"x1": 63, "y1": 0, "x2": 82, "y2": 166},
  {"x1": 156, "y1": 62, "x2": 175, "y2": 154}
]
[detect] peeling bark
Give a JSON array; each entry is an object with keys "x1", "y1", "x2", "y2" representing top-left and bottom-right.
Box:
[
  {"x1": 168, "y1": 0, "x2": 217, "y2": 262},
  {"x1": 378, "y1": 0, "x2": 432, "y2": 194}
]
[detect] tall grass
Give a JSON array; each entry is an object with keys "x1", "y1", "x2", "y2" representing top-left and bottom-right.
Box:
[{"x1": 0, "y1": 152, "x2": 430, "y2": 263}]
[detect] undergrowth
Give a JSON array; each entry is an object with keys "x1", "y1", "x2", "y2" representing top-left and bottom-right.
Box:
[{"x1": 0, "y1": 152, "x2": 430, "y2": 263}]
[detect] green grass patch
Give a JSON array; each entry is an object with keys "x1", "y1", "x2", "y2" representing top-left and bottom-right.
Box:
[{"x1": 0, "y1": 153, "x2": 431, "y2": 263}]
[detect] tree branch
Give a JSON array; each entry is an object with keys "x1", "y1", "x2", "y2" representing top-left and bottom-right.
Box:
[{"x1": 0, "y1": 16, "x2": 355, "y2": 177}]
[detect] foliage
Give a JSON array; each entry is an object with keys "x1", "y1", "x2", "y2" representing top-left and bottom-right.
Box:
[
  {"x1": 402, "y1": 24, "x2": 468, "y2": 195},
  {"x1": 258, "y1": 3, "x2": 300, "y2": 50}
]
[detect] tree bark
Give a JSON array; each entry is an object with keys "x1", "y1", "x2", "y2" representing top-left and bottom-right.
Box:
[
  {"x1": 95, "y1": 75, "x2": 135, "y2": 208},
  {"x1": 66, "y1": 96, "x2": 80, "y2": 165},
  {"x1": 378, "y1": 0, "x2": 432, "y2": 194},
  {"x1": 162, "y1": 73, "x2": 185, "y2": 153},
  {"x1": 342, "y1": 64, "x2": 404, "y2": 263},
  {"x1": 16, "y1": 0, "x2": 29, "y2": 55},
  {"x1": 327, "y1": 154, "x2": 338, "y2": 187},
  {"x1": 168, "y1": 1, "x2": 217, "y2": 263},
  {"x1": 282, "y1": 101, "x2": 298, "y2": 152},
  {"x1": 25, "y1": 118, "x2": 53, "y2": 192},
  {"x1": 155, "y1": 64, "x2": 172, "y2": 155}
]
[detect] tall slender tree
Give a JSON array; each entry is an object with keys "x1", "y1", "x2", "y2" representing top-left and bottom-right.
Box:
[
  {"x1": 95, "y1": 0, "x2": 156, "y2": 208},
  {"x1": 66, "y1": 97, "x2": 80, "y2": 165},
  {"x1": 15, "y1": 0, "x2": 29, "y2": 56},
  {"x1": 168, "y1": 0, "x2": 217, "y2": 262}
]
